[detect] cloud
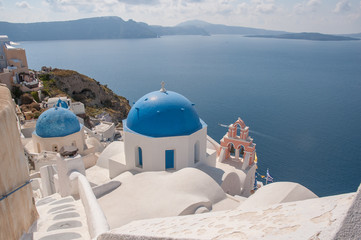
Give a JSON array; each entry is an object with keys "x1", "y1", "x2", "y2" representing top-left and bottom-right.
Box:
[
  {"x1": 182, "y1": 0, "x2": 204, "y2": 3},
  {"x1": 334, "y1": 0, "x2": 351, "y2": 13},
  {"x1": 237, "y1": 2, "x2": 249, "y2": 14},
  {"x1": 256, "y1": 4, "x2": 275, "y2": 14},
  {"x1": 306, "y1": 0, "x2": 321, "y2": 7},
  {"x1": 16, "y1": 1, "x2": 31, "y2": 9},
  {"x1": 252, "y1": 0, "x2": 276, "y2": 14},
  {"x1": 44, "y1": 0, "x2": 118, "y2": 12},
  {"x1": 294, "y1": 0, "x2": 321, "y2": 14},
  {"x1": 117, "y1": 0, "x2": 159, "y2": 5},
  {"x1": 41, "y1": 0, "x2": 277, "y2": 21},
  {"x1": 159, "y1": 0, "x2": 239, "y2": 17},
  {"x1": 44, "y1": 0, "x2": 161, "y2": 13}
]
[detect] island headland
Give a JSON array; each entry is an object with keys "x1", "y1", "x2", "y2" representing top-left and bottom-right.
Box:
[{"x1": 15, "y1": 67, "x2": 130, "y2": 128}]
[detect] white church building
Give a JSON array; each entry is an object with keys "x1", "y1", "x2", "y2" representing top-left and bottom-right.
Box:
[
  {"x1": 23, "y1": 99, "x2": 104, "y2": 172},
  {"x1": 122, "y1": 84, "x2": 210, "y2": 171},
  {"x1": 32, "y1": 103, "x2": 85, "y2": 154},
  {"x1": 95, "y1": 84, "x2": 257, "y2": 197},
  {"x1": 28, "y1": 99, "x2": 89, "y2": 154}
]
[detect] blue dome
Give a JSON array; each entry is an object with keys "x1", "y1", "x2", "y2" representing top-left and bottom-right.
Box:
[
  {"x1": 55, "y1": 99, "x2": 68, "y2": 109},
  {"x1": 35, "y1": 107, "x2": 81, "y2": 138},
  {"x1": 126, "y1": 90, "x2": 202, "y2": 137}
]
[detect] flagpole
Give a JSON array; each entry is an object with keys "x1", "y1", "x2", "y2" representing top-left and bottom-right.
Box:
[
  {"x1": 266, "y1": 168, "x2": 269, "y2": 185},
  {"x1": 266, "y1": 168, "x2": 268, "y2": 185}
]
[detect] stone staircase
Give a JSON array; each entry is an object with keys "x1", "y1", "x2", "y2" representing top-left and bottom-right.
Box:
[{"x1": 30, "y1": 193, "x2": 90, "y2": 240}]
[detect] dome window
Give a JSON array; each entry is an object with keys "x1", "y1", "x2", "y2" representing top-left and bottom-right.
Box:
[{"x1": 136, "y1": 147, "x2": 143, "y2": 168}]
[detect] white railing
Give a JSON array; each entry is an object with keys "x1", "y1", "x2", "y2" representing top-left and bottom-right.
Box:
[{"x1": 69, "y1": 172, "x2": 109, "y2": 239}]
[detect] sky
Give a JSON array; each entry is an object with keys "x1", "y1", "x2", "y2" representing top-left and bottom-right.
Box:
[{"x1": 0, "y1": 0, "x2": 360, "y2": 34}]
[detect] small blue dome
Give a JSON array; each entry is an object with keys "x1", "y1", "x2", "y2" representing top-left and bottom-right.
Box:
[
  {"x1": 126, "y1": 90, "x2": 202, "y2": 137},
  {"x1": 55, "y1": 99, "x2": 68, "y2": 109},
  {"x1": 35, "y1": 107, "x2": 81, "y2": 138}
]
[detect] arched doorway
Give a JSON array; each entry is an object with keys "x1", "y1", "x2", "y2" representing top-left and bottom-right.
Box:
[{"x1": 165, "y1": 149, "x2": 175, "y2": 170}]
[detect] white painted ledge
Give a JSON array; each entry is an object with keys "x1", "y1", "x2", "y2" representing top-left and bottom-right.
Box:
[{"x1": 70, "y1": 172, "x2": 109, "y2": 239}]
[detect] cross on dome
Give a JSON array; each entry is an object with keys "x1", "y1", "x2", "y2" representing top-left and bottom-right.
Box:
[
  {"x1": 160, "y1": 81, "x2": 167, "y2": 93},
  {"x1": 126, "y1": 89, "x2": 202, "y2": 137}
]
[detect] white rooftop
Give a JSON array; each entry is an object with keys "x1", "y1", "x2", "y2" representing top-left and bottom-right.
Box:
[
  {"x1": 97, "y1": 168, "x2": 230, "y2": 229},
  {"x1": 94, "y1": 122, "x2": 113, "y2": 133},
  {"x1": 101, "y1": 188, "x2": 358, "y2": 240},
  {"x1": 239, "y1": 181, "x2": 318, "y2": 210},
  {"x1": 0, "y1": 35, "x2": 9, "y2": 40}
]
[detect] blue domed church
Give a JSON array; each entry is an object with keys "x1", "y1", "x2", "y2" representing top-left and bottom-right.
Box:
[
  {"x1": 122, "y1": 84, "x2": 210, "y2": 171},
  {"x1": 32, "y1": 101, "x2": 86, "y2": 154}
]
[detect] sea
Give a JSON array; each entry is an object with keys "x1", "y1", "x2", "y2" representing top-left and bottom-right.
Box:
[{"x1": 20, "y1": 35, "x2": 361, "y2": 197}]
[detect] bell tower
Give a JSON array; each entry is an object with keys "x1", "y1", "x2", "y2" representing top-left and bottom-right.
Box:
[{"x1": 218, "y1": 118, "x2": 256, "y2": 170}]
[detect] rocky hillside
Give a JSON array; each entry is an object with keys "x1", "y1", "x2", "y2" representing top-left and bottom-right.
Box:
[{"x1": 39, "y1": 69, "x2": 131, "y2": 125}]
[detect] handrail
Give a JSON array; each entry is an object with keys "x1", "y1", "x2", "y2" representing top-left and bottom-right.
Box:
[
  {"x1": 69, "y1": 172, "x2": 109, "y2": 239},
  {"x1": 0, "y1": 180, "x2": 32, "y2": 202}
]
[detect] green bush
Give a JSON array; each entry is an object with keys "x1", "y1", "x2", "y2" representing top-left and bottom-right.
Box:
[
  {"x1": 33, "y1": 111, "x2": 41, "y2": 119},
  {"x1": 39, "y1": 74, "x2": 51, "y2": 81},
  {"x1": 31, "y1": 91, "x2": 40, "y2": 103}
]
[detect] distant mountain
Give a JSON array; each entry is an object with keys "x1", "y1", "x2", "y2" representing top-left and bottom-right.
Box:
[
  {"x1": 177, "y1": 20, "x2": 288, "y2": 35},
  {"x1": 1, "y1": 17, "x2": 359, "y2": 42},
  {"x1": 150, "y1": 25, "x2": 209, "y2": 36},
  {"x1": 339, "y1": 32, "x2": 361, "y2": 39},
  {"x1": 0, "y1": 17, "x2": 211, "y2": 41},
  {"x1": 246, "y1": 32, "x2": 360, "y2": 41},
  {"x1": 0, "y1": 17, "x2": 158, "y2": 41}
]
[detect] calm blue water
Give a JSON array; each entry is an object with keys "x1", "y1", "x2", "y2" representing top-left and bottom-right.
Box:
[{"x1": 21, "y1": 36, "x2": 361, "y2": 197}]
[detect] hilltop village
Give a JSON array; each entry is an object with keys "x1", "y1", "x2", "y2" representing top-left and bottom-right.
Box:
[{"x1": 0, "y1": 35, "x2": 360, "y2": 240}]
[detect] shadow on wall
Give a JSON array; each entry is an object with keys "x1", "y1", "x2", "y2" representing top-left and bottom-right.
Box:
[{"x1": 179, "y1": 201, "x2": 212, "y2": 215}]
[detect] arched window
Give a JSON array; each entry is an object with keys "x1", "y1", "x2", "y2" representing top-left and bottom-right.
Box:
[
  {"x1": 236, "y1": 124, "x2": 241, "y2": 137},
  {"x1": 72, "y1": 141, "x2": 77, "y2": 147},
  {"x1": 228, "y1": 143, "x2": 236, "y2": 156},
  {"x1": 37, "y1": 143, "x2": 41, "y2": 153},
  {"x1": 239, "y1": 145, "x2": 245, "y2": 158},
  {"x1": 136, "y1": 147, "x2": 143, "y2": 168},
  {"x1": 194, "y1": 141, "x2": 200, "y2": 164}
]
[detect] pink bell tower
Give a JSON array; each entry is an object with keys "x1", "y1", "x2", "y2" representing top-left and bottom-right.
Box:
[{"x1": 218, "y1": 118, "x2": 256, "y2": 170}]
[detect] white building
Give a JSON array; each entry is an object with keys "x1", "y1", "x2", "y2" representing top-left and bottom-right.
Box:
[
  {"x1": 122, "y1": 85, "x2": 210, "y2": 172},
  {"x1": 93, "y1": 121, "x2": 115, "y2": 142},
  {"x1": 32, "y1": 105, "x2": 86, "y2": 154},
  {"x1": 46, "y1": 97, "x2": 71, "y2": 108},
  {"x1": 93, "y1": 85, "x2": 255, "y2": 198},
  {"x1": 46, "y1": 97, "x2": 85, "y2": 115}
]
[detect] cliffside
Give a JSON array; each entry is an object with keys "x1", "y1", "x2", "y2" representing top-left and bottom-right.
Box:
[
  {"x1": 39, "y1": 69, "x2": 131, "y2": 125},
  {"x1": 0, "y1": 86, "x2": 38, "y2": 240}
]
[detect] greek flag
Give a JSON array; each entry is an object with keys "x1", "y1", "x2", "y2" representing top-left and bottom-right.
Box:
[{"x1": 266, "y1": 169, "x2": 273, "y2": 182}]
